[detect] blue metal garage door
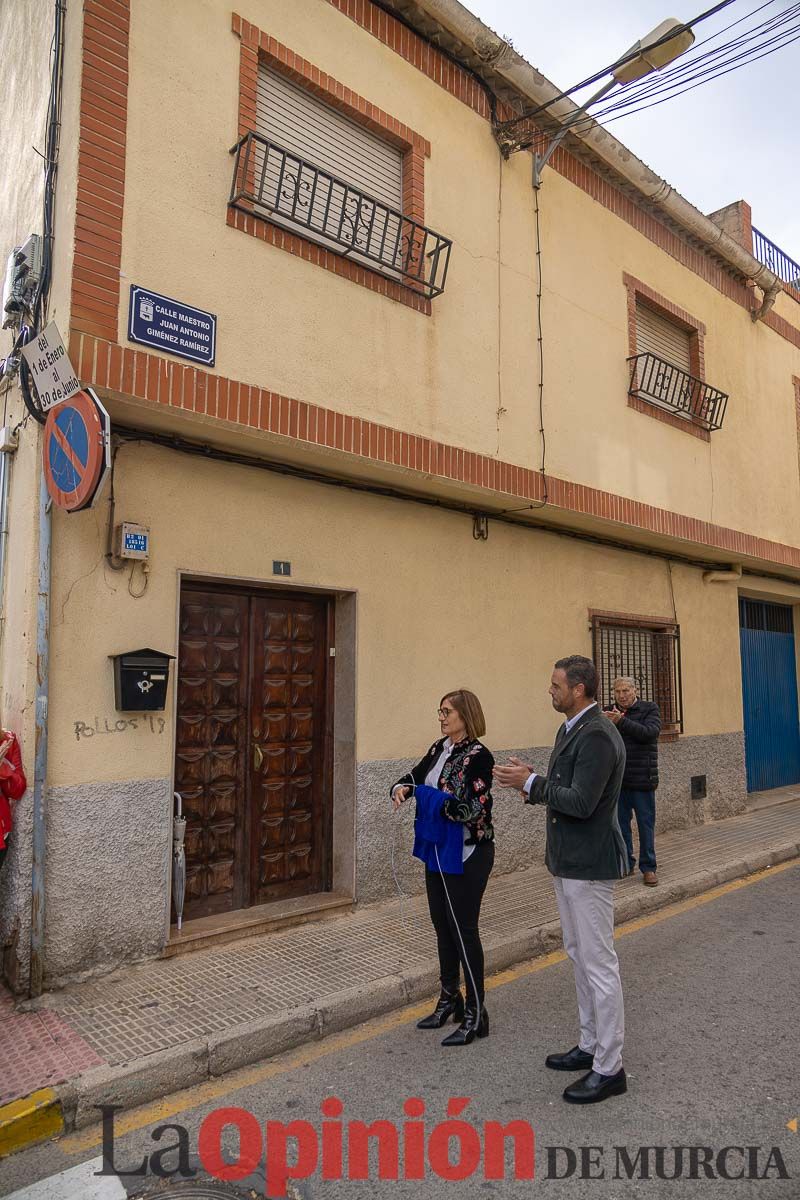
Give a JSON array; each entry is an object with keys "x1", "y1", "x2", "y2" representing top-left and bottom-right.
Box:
[{"x1": 739, "y1": 598, "x2": 800, "y2": 792}]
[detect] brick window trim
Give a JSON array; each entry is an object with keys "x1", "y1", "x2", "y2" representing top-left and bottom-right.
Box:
[
  {"x1": 623, "y1": 272, "x2": 710, "y2": 443},
  {"x1": 590, "y1": 607, "x2": 682, "y2": 740},
  {"x1": 231, "y1": 12, "x2": 433, "y2": 315}
]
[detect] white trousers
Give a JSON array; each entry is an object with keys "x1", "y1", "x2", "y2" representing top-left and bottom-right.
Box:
[{"x1": 553, "y1": 875, "x2": 625, "y2": 1076}]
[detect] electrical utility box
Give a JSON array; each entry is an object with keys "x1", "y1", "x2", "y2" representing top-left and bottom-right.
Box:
[
  {"x1": 115, "y1": 522, "x2": 150, "y2": 560},
  {"x1": 2, "y1": 234, "x2": 43, "y2": 329},
  {"x1": 110, "y1": 648, "x2": 174, "y2": 711}
]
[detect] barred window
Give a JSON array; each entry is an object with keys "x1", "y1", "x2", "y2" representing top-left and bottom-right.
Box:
[{"x1": 592, "y1": 616, "x2": 683, "y2": 732}]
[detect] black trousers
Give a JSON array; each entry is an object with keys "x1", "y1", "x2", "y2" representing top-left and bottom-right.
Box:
[{"x1": 425, "y1": 840, "x2": 494, "y2": 1008}]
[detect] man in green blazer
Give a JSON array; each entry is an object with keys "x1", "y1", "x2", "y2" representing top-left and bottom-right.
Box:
[{"x1": 494, "y1": 655, "x2": 628, "y2": 1105}]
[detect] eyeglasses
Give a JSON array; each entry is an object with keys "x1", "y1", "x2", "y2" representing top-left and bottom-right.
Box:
[{"x1": 437, "y1": 707, "x2": 456, "y2": 719}]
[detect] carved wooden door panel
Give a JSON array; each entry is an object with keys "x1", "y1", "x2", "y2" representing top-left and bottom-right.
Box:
[
  {"x1": 174, "y1": 585, "x2": 331, "y2": 924},
  {"x1": 175, "y1": 589, "x2": 250, "y2": 921},
  {"x1": 249, "y1": 595, "x2": 329, "y2": 903}
]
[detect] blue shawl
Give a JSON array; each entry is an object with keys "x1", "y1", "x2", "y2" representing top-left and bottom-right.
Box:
[{"x1": 412, "y1": 784, "x2": 464, "y2": 875}]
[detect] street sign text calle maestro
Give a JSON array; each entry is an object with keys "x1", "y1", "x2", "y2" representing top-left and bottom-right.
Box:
[{"x1": 128, "y1": 285, "x2": 216, "y2": 366}]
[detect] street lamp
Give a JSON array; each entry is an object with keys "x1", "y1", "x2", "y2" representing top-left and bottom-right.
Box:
[{"x1": 494, "y1": 18, "x2": 696, "y2": 183}]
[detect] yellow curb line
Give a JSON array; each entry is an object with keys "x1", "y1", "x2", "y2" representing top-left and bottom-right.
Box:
[
  {"x1": 60, "y1": 855, "x2": 798, "y2": 1155},
  {"x1": 0, "y1": 1088, "x2": 64, "y2": 1159}
]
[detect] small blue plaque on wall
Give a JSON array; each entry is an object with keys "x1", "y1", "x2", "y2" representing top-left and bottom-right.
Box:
[{"x1": 128, "y1": 286, "x2": 216, "y2": 366}]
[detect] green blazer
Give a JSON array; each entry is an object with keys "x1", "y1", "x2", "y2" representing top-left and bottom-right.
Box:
[{"x1": 526, "y1": 706, "x2": 628, "y2": 880}]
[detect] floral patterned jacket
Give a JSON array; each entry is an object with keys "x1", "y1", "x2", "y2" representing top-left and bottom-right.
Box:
[{"x1": 391, "y1": 736, "x2": 495, "y2": 844}]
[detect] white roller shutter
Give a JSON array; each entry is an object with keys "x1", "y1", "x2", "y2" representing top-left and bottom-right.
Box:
[
  {"x1": 635, "y1": 300, "x2": 692, "y2": 371},
  {"x1": 256, "y1": 67, "x2": 403, "y2": 211}
]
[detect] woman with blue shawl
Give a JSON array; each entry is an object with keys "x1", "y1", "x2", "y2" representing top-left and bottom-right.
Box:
[{"x1": 391, "y1": 689, "x2": 495, "y2": 1046}]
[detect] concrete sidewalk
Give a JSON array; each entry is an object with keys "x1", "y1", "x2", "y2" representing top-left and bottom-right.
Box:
[{"x1": 1, "y1": 790, "x2": 800, "y2": 1151}]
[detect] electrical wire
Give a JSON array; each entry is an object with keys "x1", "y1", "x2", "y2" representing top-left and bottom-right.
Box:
[
  {"x1": 15, "y1": 0, "x2": 66, "y2": 426},
  {"x1": 606, "y1": 0, "x2": 800, "y2": 100},
  {"x1": 533, "y1": 184, "x2": 547, "y2": 505},
  {"x1": 110, "y1": 423, "x2": 800, "y2": 586},
  {"x1": 105, "y1": 444, "x2": 127, "y2": 571},
  {"x1": 496, "y1": 181, "x2": 548, "y2": 517},
  {"x1": 587, "y1": 12, "x2": 800, "y2": 117},
  {"x1": 498, "y1": 0, "x2": 740, "y2": 127},
  {"x1": 559, "y1": 2, "x2": 800, "y2": 135},
  {"x1": 35, "y1": 0, "x2": 66, "y2": 332},
  {"x1": 596, "y1": 28, "x2": 800, "y2": 123}
]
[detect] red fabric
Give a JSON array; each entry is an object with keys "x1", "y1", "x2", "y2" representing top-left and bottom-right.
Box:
[{"x1": 0, "y1": 732, "x2": 26, "y2": 849}]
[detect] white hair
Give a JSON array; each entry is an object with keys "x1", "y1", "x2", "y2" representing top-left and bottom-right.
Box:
[{"x1": 613, "y1": 676, "x2": 638, "y2": 690}]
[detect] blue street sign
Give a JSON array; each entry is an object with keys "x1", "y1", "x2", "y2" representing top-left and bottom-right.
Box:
[{"x1": 128, "y1": 285, "x2": 216, "y2": 366}]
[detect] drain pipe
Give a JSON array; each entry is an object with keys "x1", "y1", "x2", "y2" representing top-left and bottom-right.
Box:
[
  {"x1": 29, "y1": 463, "x2": 51, "y2": 998},
  {"x1": 406, "y1": 0, "x2": 782, "y2": 317},
  {"x1": 702, "y1": 563, "x2": 742, "y2": 584},
  {"x1": 0, "y1": 427, "x2": 18, "y2": 618}
]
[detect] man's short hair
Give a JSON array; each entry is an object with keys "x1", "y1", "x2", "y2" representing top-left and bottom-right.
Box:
[
  {"x1": 613, "y1": 676, "x2": 638, "y2": 691},
  {"x1": 555, "y1": 655, "x2": 599, "y2": 700}
]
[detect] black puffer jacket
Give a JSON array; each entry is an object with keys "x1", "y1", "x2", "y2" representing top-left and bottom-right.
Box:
[{"x1": 614, "y1": 700, "x2": 661, "y2": 790}]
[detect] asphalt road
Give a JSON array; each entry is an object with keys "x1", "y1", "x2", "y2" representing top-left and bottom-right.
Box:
[{"x1": 1, "y1": 863, "x2": 798, "y2": 1199}]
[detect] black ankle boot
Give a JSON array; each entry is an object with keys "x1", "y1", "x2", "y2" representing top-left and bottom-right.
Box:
[
  {"x1": 417, "y1": 989, "x2": 465, "y2": 1029},
  {"x1": 441, "y1": 1003, "x2": 489, "y2": 1046}
]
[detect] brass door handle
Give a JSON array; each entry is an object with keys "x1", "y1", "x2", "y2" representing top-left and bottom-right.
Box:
[{"x1": 254, "y1": 743, "x2": 263, "y2": 770}]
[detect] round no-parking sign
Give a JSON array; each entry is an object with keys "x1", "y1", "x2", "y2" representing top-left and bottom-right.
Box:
[{"x1": 43, "y1": 387, "x2": 111, "y2": 512}]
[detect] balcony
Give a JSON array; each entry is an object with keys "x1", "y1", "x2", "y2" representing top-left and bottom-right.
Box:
[
  {"x1": 627, "y1": 353, "x2": 728, "y2": 432},
  {"x1": 229, "y1": 132, "x2": 452, "y2": 301},
  {"x1": 752, "y1": 227, "x2": 800, "y2": 293}
]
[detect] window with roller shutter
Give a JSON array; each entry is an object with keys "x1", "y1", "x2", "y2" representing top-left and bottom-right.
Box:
[
  {"x1": 632, "y1": 300, "x2": 696, "y2": 420},
  {"x1": 249, "y1": 68, "x2": 409, "y2": 283},
  {"x1": 634, "y1": 300, "x2": 692, "y2": 373},
  {"x1": 257, "y1": 67, "x2": 404, "y2": 215},
  {"x1": 623, "y1": 275, "x2": 728, "y2": 435},
  {"x1": 228, "y1": 49, "x2": 452, "y2": 302}
]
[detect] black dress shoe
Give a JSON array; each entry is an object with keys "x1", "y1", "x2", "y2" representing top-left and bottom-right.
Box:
[
  {"x1": 563, "y1": 1069, "x2": 627, "y2": 1104},
  {"x1": 417, "y1": 989, "x2": 465, "y2": 1029},
  {"x1": 545, "y1": 1045, "x2": 594, "y2": 1071},
  {"x1": 441, "y1": 1004, "x2": 489, "y2": 1046}
]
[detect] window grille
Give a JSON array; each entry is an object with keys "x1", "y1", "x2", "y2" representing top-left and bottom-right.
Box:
[
  {"x1": 229, "y1": 67, "x2": 452, "y2": 299},
  {"x1": 739, "y1": 598, "x2": 793, "y2": 634},
  {"x1": 592, "y1": 618, "x2": 683, "y2": 731}
]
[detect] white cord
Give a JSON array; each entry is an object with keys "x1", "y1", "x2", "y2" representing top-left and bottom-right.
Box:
[
  {"x1": 435, "y1": 844, "x2": 481, "y2": 1014},
  {"x1": 390, "y1": 809, "x2": 413, "y2": 933}
]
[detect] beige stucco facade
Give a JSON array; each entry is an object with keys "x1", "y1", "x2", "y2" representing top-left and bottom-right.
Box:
[
  {"x1": 46, "y1": 444, "x2": 747, "y2": 788},
  {"x1": 2, "y1": 0, "x2": 800, "y2": 988},
  {"x1": 110, "y1": 0, "x2": 800, "y2": 543}
]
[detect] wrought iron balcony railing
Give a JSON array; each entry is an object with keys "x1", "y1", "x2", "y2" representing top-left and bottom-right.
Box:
[
  {"x1": 628, "y1": 353, "x2": 728, "y2": 432},
  {"x1": 752, "y1": 227, "x2": 800, "y2": 291},
  {"x1": 229, "y1": 132, "x2": 452, "y2": 300}
]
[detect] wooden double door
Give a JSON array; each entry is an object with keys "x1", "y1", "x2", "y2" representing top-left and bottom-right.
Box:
[{"x1": 174, "y1": 584, "x2": 332, "y2": 922}]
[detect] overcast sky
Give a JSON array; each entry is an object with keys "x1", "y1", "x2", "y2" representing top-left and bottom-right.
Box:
[{"x1": 465, "y1": 0, "x2": 800, "y2": 262}]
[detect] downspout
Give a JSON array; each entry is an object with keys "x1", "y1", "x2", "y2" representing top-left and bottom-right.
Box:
[
  {"x1": 0, "y1": 430, "x2": 16, "y2": 616},
  {"x1": 28, "y1": 0, "x2": 65, "y2": 997},
  {"x1": 406, "y1": 0, "x2": 782, "y2": 319},
  {"x1": 29, "y1": 464, "x2": 51, "y2": 997}
]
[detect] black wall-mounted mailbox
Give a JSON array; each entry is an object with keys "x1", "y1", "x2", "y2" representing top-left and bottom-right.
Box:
[{"x1": 110, "y1": 648, "x2": 175, "y2": 711}]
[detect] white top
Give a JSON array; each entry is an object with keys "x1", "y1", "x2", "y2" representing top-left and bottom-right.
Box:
[{"x1": 523, "y1": 702, "x2": 598, "y2": 795}]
